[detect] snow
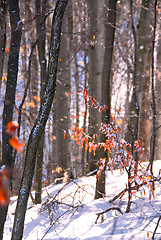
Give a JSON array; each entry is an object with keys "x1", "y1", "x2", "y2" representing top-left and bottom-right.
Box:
[{"x1": 4, "y1": 160, "x2": 161, "y2": 239}]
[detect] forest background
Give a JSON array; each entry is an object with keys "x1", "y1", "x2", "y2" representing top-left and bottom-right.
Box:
[{"x1": 0, "y1": 0, "x2": 161, "y2": 239}]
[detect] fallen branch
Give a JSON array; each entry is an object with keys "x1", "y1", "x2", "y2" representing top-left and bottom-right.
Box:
[{"x1": 95, "y1": 207, "x2": 123, "y2": 224}]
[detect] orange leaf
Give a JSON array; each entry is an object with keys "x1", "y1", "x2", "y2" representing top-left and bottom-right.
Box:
[
  {"x1": 54, "y1": 166, "x2": 63, "y2": 173},
  {"x1": 117, "y1": 126, "x2": 121, "y2": 134},
  {"x1": 27, "y1": 100, "x2": 35, "y2": 108},
  {"x1": 64, "y1": 130, "x2": 66, "y2": 139},
  {"x1": 116, "y1": 118, "x2": 123, "y2": 125},
  {"x1": 53, "y1": 135, "x2": 56, "y2": 140},
  {"x1": 0, "y1": 166, "x2": 10, "y2": 207},
  {"x1": 33, "y1": 96, "x2": 40, "y2": 101},
  {"x1": 5, "y1": 47, "x2": 9, "y2": 53},
  {"x1": 9, "y1": 137, "x2": 24, "y2": 152},
  {"x1": 70, "y1": 134, "x2": 74, "y2": 139},
  {"x1": 111, "y1": 114, "x2": 114, "y2": 121},
  {"x1": 7, "y1": 121, "x2": 19, "y2": 137}
]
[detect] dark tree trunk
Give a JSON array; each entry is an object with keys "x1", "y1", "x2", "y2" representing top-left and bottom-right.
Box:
[
  {"x1": 11, "y1": 1, "x2": 68, "y2": 239},
  {"x1": 35, "y1": 0, "x2": 47, "y2": 204},
  {"x1": 95, "y1": 0, "x2": 117, "y2": 199},
  {"x1": 0, "y1": 1, "x2": 22, "y2": 239},
  {"x1": 0, "y1": 0, "x2": 7, "y2": 91}
]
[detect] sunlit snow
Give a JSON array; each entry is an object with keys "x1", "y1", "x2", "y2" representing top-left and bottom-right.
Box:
[{"x1": 4, "y1": 160, "x2": 161, "y2": 239}]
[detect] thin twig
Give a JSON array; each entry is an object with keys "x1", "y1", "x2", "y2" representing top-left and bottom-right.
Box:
[
  {"x1": 17, "y1": 39, "x2": 39, "y2": 137},
  {"x1": 152, "y1": 215, "x2": 161, "y2": 240}
]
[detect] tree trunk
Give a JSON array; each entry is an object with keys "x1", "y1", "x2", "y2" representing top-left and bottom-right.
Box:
[
  {"x1": 95, "y1": 0, "x2": 117, "y2": 199},
  {"x1": 139, "y1": 41, "x2": 152, "y2": 162},
  {"x1": 35, "y1": 0, "x2": 47, "y2": 204},
  {"x1": 127, "y1": 0, "x2": 152, "y2": 153},
  {"x1": 0, "y1": 1, "x2": 22, "y2": 239},
  {"x1": 87, "y1": 0, "x2": 105, "y2": 172},
  {"x1": 0, "y1": 0, "x2": 7, "y2": 91},
  {"x1": 11, "y1": 1, "x2": 68, "y2": 239},
  {"x1": 55, "y1": 8, "x2": 71, "y2": 178},
  {"x1": 137, "y1": 0, "x2": 153, "y2": 161},
  {"x1": 156, "y1": 9, "x2": 161, "y2": 160},
  {"x1": 74, "y1": 55, "x2": 80, "y2": 177},
  {"x1": 81, "y1": 49, "x2": 88, "y2": 176}
]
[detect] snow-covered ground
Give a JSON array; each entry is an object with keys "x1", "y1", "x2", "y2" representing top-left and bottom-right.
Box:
[{"x1": 4, "y1": 160, "x2": 161, "y2": 239}]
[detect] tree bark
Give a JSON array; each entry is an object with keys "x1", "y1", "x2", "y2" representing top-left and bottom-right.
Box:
[
  {"x1": 127, "y1": 0, "x2": 152, "y2": 156},
  {"x1": 0, "y1": 1, "x2": 22, "y2": 239},
  {"x1": 95, "y1": 0, "x2": 117, "y2": 199},
  {"x1": 0, "y1": 0, "x2": 7, "y2": 91},
  {"x1": 35, "y1": 0, "x2": 47, "y2": 204},
  {"x1": 55, "y1": 8, "x2": 71, "y2": 178},
  {"x1": 137, "y1": 0, "x2": 153, "y2": 161},
  {"x1": 11, "y1": 1, "x2": 68, "y2": 239},
  {"x1": 156, "y1": 10, "x2": 161, "y2": 160},
  {"x1": 87, "y1": 0, "x2": 104, "y2": 172}
]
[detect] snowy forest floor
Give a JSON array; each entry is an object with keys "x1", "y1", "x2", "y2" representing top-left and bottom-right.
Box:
[{"x1": 4, "y1": 160, "x2": 161, "y2": 240}]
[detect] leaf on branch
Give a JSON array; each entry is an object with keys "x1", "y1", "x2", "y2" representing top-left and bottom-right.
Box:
[
  {"x1": 116, "y1": 118, "x2": 123, "y2": 125},
  {"x1": 27, "y1": 100, "x2": 35, "y2": 108},
  {"x1": 9, "y1": 137, "x2": 24, "y2": 152},
  {"x1": 117, "y1": 126, "x2": 121, "y2": 134},
  {"x1": 7, "y1": 121, "x2": 19, "y2": 137},
  {"x1": 33, "y1": 96, "x2": 40, "y2": 101},
  {"x1": 5, "y1": 47, "x2": 9, "y2": 53},
  {"x1": 52, "y1": 166, "x2": 63, "y2": 174}
]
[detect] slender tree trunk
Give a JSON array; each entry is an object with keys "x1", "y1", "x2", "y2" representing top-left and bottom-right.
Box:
[
  {"x1": 0, "y1": 1, "x2": 22, "y2": 239},
  {"x1": 81, "y1": 49, "x2": 88, "y2": 176},
  {"x1": 139, "y1": 41, "x2": 151, "y2": 162},
  {"x1": 156, "y1": 10, "x2": 161, "y2": 160},
  {"x1": 11, "y1": 1, "x2": 68, "y2": 239},
  {"x1": 0, "y1": 0, "x2": 7, "y2": 91},
  {"x1": 35, "y1": 0, "x2": 47, "y2": 204},
  {"x1": 87, "y1": 0, "x2": 104, "y2": 172},
  {"x1": 125, "y1": 0, "x2": 138, "y2": 212},
  {"x1": 137, "y1": 0, "x2": 153, "y2": 161},
  {"x1": 95, "y1": 0, "x2": 117, "y2": 199},
  {"x1": 55, "y1": 8, "x2": 71, "y2": 178},
  {"x1": 126, "y1": 0, "x2": 152, "y2": 149},
  {"x1": 74, "y1": 55, "x2": 80, "y2": 177},
  {"x1": 149, "y1": 0, "x2": 157, "y2": 179}
]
